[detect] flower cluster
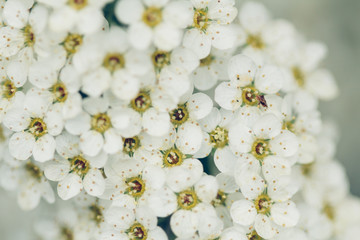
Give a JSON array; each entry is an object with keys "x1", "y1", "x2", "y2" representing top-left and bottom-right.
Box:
[{"x1": 0, "y1": 0, "x2": 359, "y2": 240}]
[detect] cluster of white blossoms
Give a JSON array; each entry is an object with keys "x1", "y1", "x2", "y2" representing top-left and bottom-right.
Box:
[{"x1": 0, "y1": 0, "x2": 359, "y2": 239}]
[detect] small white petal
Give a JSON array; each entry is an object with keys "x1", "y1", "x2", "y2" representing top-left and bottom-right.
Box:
[
  {"x1": 271, "y1": 201, "x2": 300, "y2": 228},
  {"x1": 83, "y1": 169, "x2": 105, "y2": 197},
  {"x1": 254, "y1": 214, "x2": 277, "y2": 239},
  {"x1": 57, "y1": 173, "x2": 83, "y2": 200},
  {"x1": 33, "y1": 134, "x2": 56, "y2": 162},
  {"x1": 183, "y1": 28, "x2": 212, "y2": 59},
  {"x1": 44, "y1": 157, "x2": 70, "y2": 182},
  {"x1": 253, "y1": 113, "x2": 282, "y2": 139},
  {"x1": 170, "y1": 210, "x2": 199, "y2": 238},
  {"x1": 230, "y1": 200, "x2": 257, "y2": 226},
  {"x1": 255, "y1": 65, "x2": 283, "y2": 94},
  {"x1": 187, "y1": 93, "x2": 213, "y2": 120},
  {"x1": 270, "y1": 130, "x2": 299, "y2": 157},
  {"x1": 176, "y1": 121, "x2": 203, "y2": 155},
  {"x1": 142, "y1": 108, "x2": 170, "y2": 137},
  {"x1": 79, "y1": 130, "x2": 104, "y2": 157},
  {"x1": 105, "y1": 206, "x2": 135, "y2": 229},
  {"x1": 9, "y1": 132, "x2": 35, "y2": 160}
]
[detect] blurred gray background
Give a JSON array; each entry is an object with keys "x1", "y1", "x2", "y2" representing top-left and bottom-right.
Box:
[{"x1": 1, "y1": 0, "x2": 360, "y2": 239}]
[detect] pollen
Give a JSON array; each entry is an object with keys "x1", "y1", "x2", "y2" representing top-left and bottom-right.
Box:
[
  {"x1": 142, "y1": 7, "x2": 162, "y2": 27},
  {"x1": 103, "y1": 53, "x2": 125, "y2": 73},
  {"x1": 170, "y1": 105, "x2": 189, "y2": 127},
  {"x1": 209, "y1": 126, "x2": 229, "y2": 149},
  {"x1": 193, "y1": 8, "x2": 209, "y2": 31},
  {"x1": 51, "y1": 82, "x2": 68, "y2": 103},
  {"x1": 91, "y1": 113, "x2": 112, "y2": 133},
  {"x1": 1, "y1": 79, "x2": 17, "y2": 99},
  {"x1": 28, "y1": 118, "x2": 47, "y2": 138},
  {"x1": 130, "y1": 91, "x2": 152, "y2": 113},
  {"x1": 251, "y1": 139, "x2": 270, "y2": 161},
  {"x1": 151, "y1": 50, "x2": 171, "y2": 70},
  {"x1": 68, "y1": 0, "x2": 88, "y2": 10},
  {"x1": 177, "y1": 189, "x2": 199, "y2": 210},
  {"x1": 163, "y1": 148, "x2": 184, "y2": 167},
  {"x1": 63, "y1": 33, "x2": 83, "y2": 56}
]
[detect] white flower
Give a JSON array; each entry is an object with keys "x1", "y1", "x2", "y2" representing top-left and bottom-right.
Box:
[
  {"x1": 0, "y1": 1, "x2": 61, "y2": 61},
  {"x1": 0, "y1": 149, "x2": 54, "y2": 210},
  {"x1": 229, "y1": 113, "x2": 298, "y2": 182},
  {"x1": 183, "y1": 0, "x2": 238, "y2": 58},
  {"x1": 238, "y1": 2, "x2": 299, "y2": 66},
  {"x1": 230, "y1": 182, "x2": 300, "y2": 239},
  {"x1": 102, "y1": 206, "x2": 167, "y2": 240},
  {"x1": 295, "y1": 160, "x2": 348, "y2": 209},
  {"x1": 72, "y1": 27, "x2": 151, "y2": 99},
  {"x1": 198, "y1": 107, "x2": 235, "y2": 168},
  {"x1": 66, "y1": 97, "x2": 127, "y2": 156},
  {"x1": 282, "y1": 41, "x2": 338, "y2": 100},
  {"x1": 215, "y1": 54, "x2": 284, "y2": 111},
  {"x1": 220, "y1": 227, "x2": 248, "y2": 240},
  {"x1": 101, "y1": 157, "x2": 166, "y2": 207},
  {"x1": 38, "y1": 0, "x2": 110, "y2": 34},
  {"x1": 115, "y1": 0, "x2": 192, "y2": 51},
  {"x1": 296, "y1": 203, "x2": 332, "y2": 240},
  {"x1": 44, "y1": 133, "x2": 106, "y2": 199},
  {"x1": 119, "y1": 89, "x2": 171, "y2": 137},
  {"x1": 168, "y1": 175, "x2": 224, "y2": 239},
  {"x1": 191, "y1": 48, "x2": 235, "y2": 91},
  {"x1": 3, "y1": 98, "x2": 63, "y2": 162},
  {"x1": 0, "y1": 61, "x2": 27, "y2": 122},
  {"x1": 28, "y1": 64, "x2": 83, "y2": 120}
]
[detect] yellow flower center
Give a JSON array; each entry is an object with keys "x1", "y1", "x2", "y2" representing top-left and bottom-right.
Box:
[
  {"x1": 0, "y1": 126, "x2": 5, "y2": 142},
  {"x1": 301, "y1": 163, "x2": 314, "y2": 177},
  {"x1": 246, "y1": 35, "x2": 265, "y2": 49},
  {"x1": 68, "y1": 0, "x2": 88, "y2": 10},
  {"x1": 70, "y1": 155, "x2": 90, "y2": 176},
  {"x1": 247, "y1": 230, "x2": 263, "y2": 240},
  {"x1": 292, "y1": 66, "x2": 305, "y2": 87},
  {"x1": 131, "y1": 92, "x2": 152, "y2": 113},
  {"x1": 209, "y1": 126, "x2": 229, "y2": 149},
  {"x1": 251, "y1": 139, "x2": 270, "y2": 160},
  {"x1": 63, "y1": 33, "x2": 83, "y2": 56},
  {"x1": 123, "y1": 136, "x2": 141, "y2": 156},
  {"x1": 177, "y1": 189, "x2": 198, "y2": 210},
  {"x1": 323, "y1": 203, "x2": 335, "y2": 221},
  {"x1": 89, "y1": 204, "x2": 104, "y2": 226},
  {"x1": 163, "y1": 148, "x2": 183, "y2": 167},
  {"x1": 151, "y1": 50, "x2": 171, "y2": 70},
  {"x1": 193, "y1": 9, "x2": 209, "y2": 31},
  {"x1": 199, "y1": 54, "x2": 214, "y2": 67},
  {"x1": 60, "y1": 227, "x2": 74, "y2": 240},
  {"x1": 142, "y1": 7, "x2": 162, "y2": 27},
  {"x1": 170, "y1": 105, "x2": 189, "y2": 126},
  {"x1": 1, "y1": 79, "x2": 17, "y2": 99},
  {"x1": 28, "y1": 118, "x2": 47, "y2": 138},
  {"x1": 91, "y1": 113, "x2": 111, "y2": 133},
  {"x1": 212, "y1": 190, "x2": 227, "y2": 207},
  {"x1": 282, "y1": 120, "x2": 296, "y2": 133},
  {"x1": 51, "y1": 82, "x2": 68, "y2": 103},
  {"x1": 23, "y1": 25, "x2": 35, "y2": 47},
  {"x1": 254, "y1": 194, "x2": 272, "y2": 215},
  {"x1": 125, "y1": 176, "x2": 146, "y2": 198},
  {"x1": 128, "y1": 222, "x2": 148, "y2": 240},
  {"x1": 242, "y1": 86, "x2": 260, "y2": 106},
  {"x1": 103, "y1": 53, "x2": 125, "y2": 73},
  {"x1": 25, "y1": 161, "x2": 43, "y2": 182}
]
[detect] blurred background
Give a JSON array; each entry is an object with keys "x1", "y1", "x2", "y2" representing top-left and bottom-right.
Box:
[{"x1": 1, "y1": 0, "x2": 360, "y2": 239}]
